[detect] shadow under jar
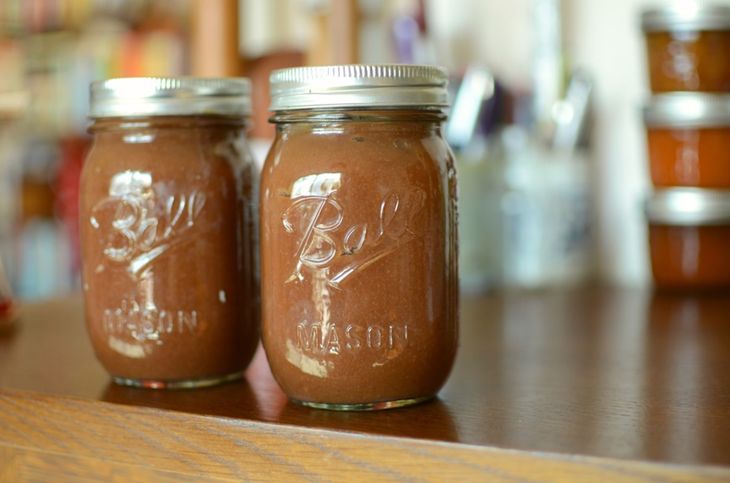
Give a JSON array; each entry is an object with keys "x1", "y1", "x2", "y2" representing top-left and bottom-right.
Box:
[
  {"x1": 644, "y1": 93, "x2": 730, "y2": 188},
  {"x1": 260, "y1": 65, "x2": 459, "y2": 410},
  {"x1": 80, "y1": 78, "x2": 260, "y2": 389},
  {"x1": 642, "y1": 4, "x2": 730, "y2": 93},
  {"x1": 646, "y1": 188, "x2": 730, "y2": 290}
]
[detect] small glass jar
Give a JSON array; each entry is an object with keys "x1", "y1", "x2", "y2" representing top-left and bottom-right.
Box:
[
  {"x1": 80, "y1": 78, "x2": 260, "y2": 388},
  {"x1": 642, "y1": 5, "x2": 730, "y2": 93},
  {"x1": 260, "y1": 65, "x2": 458, "y2": 410},
  {"x1": 644, "y1": 93, "x2": 730, "y2": 188},
  {"x1": 646, "y1": 188, "x2": 730, "y2": 290}
]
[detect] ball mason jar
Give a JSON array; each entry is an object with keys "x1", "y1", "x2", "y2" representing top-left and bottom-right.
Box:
[
  {"x1": 80, "y1": 77, "x2": 260, "y2": 388},
  {"x1": 260, "y1": 65, "x2": 459, "y2": 410}
]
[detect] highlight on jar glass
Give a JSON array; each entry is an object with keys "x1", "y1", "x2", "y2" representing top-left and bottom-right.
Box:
[
  {"x1": 80, "y1": 77, "x2": 260, "y2": 389},
  {"x1": 646, "y1": 188, "x2": 730, "y2": 290},
  {"x1": 644, "y1": 93, "x2": 730, "y2": 188},
  {"x1": 260, "y1": 65, "x2": 459, "y2": 410},
  {"x1": 642, "y1": 3, "x2": 730, "y2": 93}
]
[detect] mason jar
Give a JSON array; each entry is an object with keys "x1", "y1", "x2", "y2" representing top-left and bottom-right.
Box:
[
  {"x1": 647, "y1": 188, "x2": 730, "y2": 290},
  {"x1": 260, "y1": 65, "x2": 459, "y2": 410},
  {"x1": 80, "y1": 77, "x2": 259, "y2": 388},
  {"x1": 643, "y1": 93, "x2": 730, "y2": 188},
  {"x1": 642, "y1": 4, "x2": 730, "y2": 93}
]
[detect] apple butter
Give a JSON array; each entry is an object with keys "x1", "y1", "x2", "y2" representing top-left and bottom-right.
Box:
[
  {"x1": 646, "y1": 188, "x2": 730, "y2": 290},
  {"x1": 80, "y1": 77, "x2": 259, "y2": 388},
  {"x1": 260, "y1": 65, "x2": 458, "y2": 410},
  {"x1": 644, "y1": 93, "x2": 730, "y2": 188},
  {"x1": 642, "y1": 5, "x2": 730, "y2": 92}
]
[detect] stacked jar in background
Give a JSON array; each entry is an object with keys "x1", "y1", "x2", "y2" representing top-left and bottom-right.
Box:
[{"x1": 641, "y1": 4, "x2": 730, "y2": 290}]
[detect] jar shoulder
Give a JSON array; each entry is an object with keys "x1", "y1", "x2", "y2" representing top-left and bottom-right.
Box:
[{"x1": 261, "y1": 128, "x2": 453, "y2": 185}]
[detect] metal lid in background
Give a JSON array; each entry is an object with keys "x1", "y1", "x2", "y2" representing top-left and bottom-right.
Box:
[
  {"x1": 90, "y1": 77, "x2": 252, "y2": 118},
  {"x1": 269, "y1": 64, "x2": 449, "y2": 111},
  {"x1": 646, "y1": 188, "x2": 730, "y2": 225},
  {"x1": 642, "y1": 4, "x2": 730, "y2": 32},
  {"x1": 643, "y1": 93, "x2": 730, "y2": 128}
]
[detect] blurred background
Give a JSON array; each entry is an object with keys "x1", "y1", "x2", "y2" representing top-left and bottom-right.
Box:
[{"x1": 0, "y1": 0, "x2": 723, "y2": 300}]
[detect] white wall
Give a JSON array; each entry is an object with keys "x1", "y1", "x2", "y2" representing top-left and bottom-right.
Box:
[
  {"x1": 428, "y1": 0, "x2": 533, "y2": 89},
  {"x1": 565, "y1": 0, "x2": 651, "y2": 286}
]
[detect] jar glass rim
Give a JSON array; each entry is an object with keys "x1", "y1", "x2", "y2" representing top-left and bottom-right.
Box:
[{"x1": 268, "y1": 107, "x2": 447, "y2": 124}]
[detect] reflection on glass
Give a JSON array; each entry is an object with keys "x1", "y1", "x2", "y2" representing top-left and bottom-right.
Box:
[
  {"x1": 109, "y1": 170, "x2": 153, "y2": 197},
  {"x1": 290, "y1": 172, "x2": 341, "y2": 198}
]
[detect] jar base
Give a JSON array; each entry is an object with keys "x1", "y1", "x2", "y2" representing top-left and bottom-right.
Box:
[
  {"x1": 111, "y1": 370, "x2": 244, "y2": 390},
  {"x1": 291, "y1": 395, "x2": 433, "y2": 411}
]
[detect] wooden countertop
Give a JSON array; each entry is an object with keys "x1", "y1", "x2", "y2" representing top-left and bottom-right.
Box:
[{"x1": 1, "y1": 289, "x2": 729, "y2": 480}]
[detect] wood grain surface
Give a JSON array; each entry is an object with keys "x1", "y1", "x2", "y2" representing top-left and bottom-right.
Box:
[
  {"x1": 1, "y1": 289, "x2": 729, "y2": 479},
  {"x1": 1, "y1": 389, "x2": 728, "y2": 481}
]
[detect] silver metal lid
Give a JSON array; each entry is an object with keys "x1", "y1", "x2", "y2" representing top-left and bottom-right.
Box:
[
  {"x1": 646, "y1": 188, "x2": 730, "y2": 225},
  {"x1": 642, "y1": 4, "x2": 730, "y2": 31},
  {"x1": 269, "y1": 64, "x2": 449, "y2": 111},
  {"x1": 90, "y1": 77, "x2": 252, "y2": 118},
  {"x1": 643, "y1": 93, "x2": 730, "y2": 128}
]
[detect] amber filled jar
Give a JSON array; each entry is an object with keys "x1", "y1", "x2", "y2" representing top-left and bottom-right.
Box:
[
  {"x1": 80, "y1": 78, "x2": 259, "y2": 388},
  {"x1": 644, "y1": 93, "x2": 730, "y2": 188},
  {"x1": 647, "y1": 188, "x2": 730, "y2": 290},
  {"x1": 642, "y1": 4, "x2": 730, "y2": 92},
  {"x1": 260, "y1": 65, "x2": 458, "y2": 410}
]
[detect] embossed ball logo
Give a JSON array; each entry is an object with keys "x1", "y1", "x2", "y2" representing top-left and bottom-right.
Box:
[
  {"x1": 89, "y1": 172, "x2": 206, "y2": 280},
  {"x1": 87, "y1": 172, "x2": 208, "y2": 345},
  {"x1": 281, "y1": 174, "x2": 425, "y2": 289}
]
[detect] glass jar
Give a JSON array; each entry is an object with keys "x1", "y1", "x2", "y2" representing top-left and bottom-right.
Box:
[
  {"x1": 644, "y1": 93, "x2": 730, "y2": 188},
  {"x1": 260, "y1": 65, "x2": 458, "y2": 410},
  {"x1": 646, "y1": 188, "x2": 730, "y2": 290},
  {"x1": 80, "y1": 78, "x2": 259, "y2": 388},
  {"x1": 642, "y1": 5, "x2": 730, "y2": 93}
]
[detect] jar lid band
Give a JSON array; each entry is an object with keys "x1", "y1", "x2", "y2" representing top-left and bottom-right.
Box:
[
  {"x1": 644, "y1": 93, "x2": 730, "y2": 128},
  {"x1": 646, "y1": 188, "x2": 730, "y2": 225},
  {"x1": 269, "y1": 64, "x2": 449, "y2": 111},
  {"x1": 642, "y1": 4, "x2": 730, "y2": 31},
  {"x1": 90, "y1": 77, "x2": 252, "y2": 118}
]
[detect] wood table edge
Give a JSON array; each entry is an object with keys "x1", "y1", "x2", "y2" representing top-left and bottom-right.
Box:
[{"x1": 1, "y1": 387, "x2": 727, "y2": 481}]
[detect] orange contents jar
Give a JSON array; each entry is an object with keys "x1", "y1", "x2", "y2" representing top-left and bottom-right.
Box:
[
  {"x1": 647, "y1": 188, "x2": 730, "y2": 290},
  {"x1": 642, "y1": 4, "x2": 730, "y2": 93},
  {"x1": 644, "y1": 93, "x2": 730, "y2": 188}
]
